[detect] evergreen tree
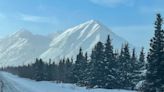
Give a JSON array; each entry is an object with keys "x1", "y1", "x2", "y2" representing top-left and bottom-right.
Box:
[
  {"x1": 89, "y1": 41, "x2": 105, "y2": 88},
  {"x1": 85, "y1": 52, "x2": 88, "y2": 62},
  {"x1": 104, "y1": 35, "x2": 118, "y2": 89},
  {"x1": 116, "y1": 46, "x2": 124, "y2": 88},
  {"x1": 142, "y1": 14, "x2": 164, "y2": 92},
  {"x1": 47, "y1": 59, "x2": 57, "y2": 81},
  {"x1": 130, "y1": 48, "x2": 141, "y2": 89},
  {"x1": 131, "y1": 49, "x2": 137, "y2": 62},
  {"x1": 83, "y1": 52, "x2": 90, "y2": 86},
  {"x1": 57, "y1": 59, "x2": 66, "y2": 82},
  {"x1": 138, "y1": 47, "x2": 145, "y2": 82},
  {"x1": 118, "y1": 44, "x2": 133, "y2": 89},
  {"x1": 87, "y1": 50, "x2": 96, "y2": 88},
  {"x1": 43, "y1": 63, "x2": 49, "y2": 81},
  {"x1": 72, "y1": 48, "x2": 87, "y2": 86},
  {"x1": 33, "y1": 58, "x2": 47, "y2": 81},
  {"x1": 139, "y1": 47, "x2": 145, "y2": 70},
  {"x1": 52, "y1": 62, "x2": 58, "y2": 81},
  {"x1": 64, "y1": 58, "x2": 74, "y2": 83}
]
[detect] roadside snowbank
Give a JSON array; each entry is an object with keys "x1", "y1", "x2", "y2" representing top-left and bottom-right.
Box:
[{"x1": 0, "y1": 71, "x2": 136, "y2": 92}]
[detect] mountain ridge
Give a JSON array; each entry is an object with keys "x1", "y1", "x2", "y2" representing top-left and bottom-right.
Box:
[
  {"x1": 0, "y1": 19, "x2": 132, "y2": 67},
  {"x1": 40, "y1": 19, "x2": 129, "y2": 62}
]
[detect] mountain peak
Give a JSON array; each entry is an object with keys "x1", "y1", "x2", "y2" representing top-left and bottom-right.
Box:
[
  {"x1": 60, "y1": 19, "x2": 111, "y2": 39},
  {"x1": 66, "y1": 19, "x2": 103, "y2": 33},
  {"x1": 83, "y1": 19, "x2": 100, "y2": 26},
  {"x1": 41, "y1": 19, "x2": 129, "y2": 62},
  {"x1": 86, "y1": 19, "x2": 98, "y2": 23},
  {"x1": 12, "y1": 29, "x2": 32, "y2": 38},
  {"x1": 16, "y1": 28, "x2": 31, "y2": 34}
]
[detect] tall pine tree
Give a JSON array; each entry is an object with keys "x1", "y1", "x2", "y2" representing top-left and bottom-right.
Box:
[
  {"x1": 130, "y1": 48, "x2": 141, "y2": 89},
  {"x1": 64, "y1": 58, "x2": 74, "y2": 83},
  {"x1": 33, "y1": 58, "x2": 47, "y2": 81},
  {"x1": 89, "y1": 41, "x2": 105, "y2": 88},
  {"x1": 142, "y1": 14, "x2": 164, "y2": 92},
  {"x1": 139, "y1": 47, "x2": 145, "y2": 71},
  {"x1": 104, "y1": 35, "x2": 118, "y2": 89},
  {"x1": 72, "y1": 48, "x2": 87, "y2": 86},
  {"x1": 118, "y1": 44, "x2": 133, "y2": 89}
]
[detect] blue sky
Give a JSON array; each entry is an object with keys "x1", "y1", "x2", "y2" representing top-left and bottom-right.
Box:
[{"x1": 0, "y1": 0, "x2": 164, "y2": 48}]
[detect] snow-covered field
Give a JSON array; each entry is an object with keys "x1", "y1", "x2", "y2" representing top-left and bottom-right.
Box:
[{"x1": 0, "y1": 71, "x2": 136, "y2": 92}]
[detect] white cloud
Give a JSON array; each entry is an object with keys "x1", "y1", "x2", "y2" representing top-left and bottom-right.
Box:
[
  {"x1": 19, "y1": 14, "x2": 59, "y2": 24},
  {"x1": 90, "y1": 0, "x2": 134, "y2": 7},
  {"x1": 20, "y1": 14, "x2": 48, "y2": 23}
]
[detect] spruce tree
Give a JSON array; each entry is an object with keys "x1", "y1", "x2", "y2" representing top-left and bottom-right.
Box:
[
  {"x1": 87, "y1": 49, "x2": 96, "y2": 88},
  {"x1": 72, "y1": 48, "x2": 87, "y2": 85},
  {"x1": 133, "y1": 47, "x2": 146, "y2": 90},
  {"x1": 83, "y1": 52, "x2": 90, "y2": 86},
  {"x1": 79, "y1": 51, "x2": 88, "y2": 86},
  {"x1": 89, "y1": 41, "x2": 105, "y2": 88},
  {"x1": 33, "y1": 58, "x2": 47, "y2": 81},
  {"x1": 57, "y1": 59, "x2": 66, "y2": 82},
  {"x1": 47, "y1": 59, "x2": 57, "y2": 81},
  {"x1": 117, "y1": 46, "x2": 124, "y2": 88},
  {"x1": 139, "y1": 47, "x2": 145, "y2": 70},
  {"x1": 138, "y1": 47, "x2": 145, "y2": 83},
  {"x1": 142, "y1": 14, "x2": 164, "y2": 92},
  {"x1": 65, "y1": 58, "x2": 73, "y2": 83},
  {"x1": 104, "y1": 35, "x2": 117, "y2": 89},
  {"x1": 131, "y1": 48, "x2": 141, "y2": 89},
  {"x1": 118, "y1": 44, "x2": 133, "y2": 89}
]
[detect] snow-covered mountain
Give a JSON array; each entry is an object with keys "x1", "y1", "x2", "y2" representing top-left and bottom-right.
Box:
[
  {"x1": 40, "y1": 20, "x2": 128, "y2": 62},
  {"x1": 0, "y1": 20, "x2": 130, "y2": 67},
  {"x1": 0, "y1": 29, "x2": 51, "y2": 67}
]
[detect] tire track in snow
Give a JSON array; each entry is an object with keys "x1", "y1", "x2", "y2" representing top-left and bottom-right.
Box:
[{"x1": 0, "y1": 72, "x2": 20, "y2": 92}]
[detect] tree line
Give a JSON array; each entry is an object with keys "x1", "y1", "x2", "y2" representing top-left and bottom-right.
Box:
[
  {"x1": 1, "y1": 35, "x2": 145, "y2": 90},
  {"x1": 1, "y1": 14, "x2": 164, "y2": 92}
]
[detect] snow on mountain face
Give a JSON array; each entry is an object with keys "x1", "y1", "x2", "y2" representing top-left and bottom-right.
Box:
[
  {"x1": 47, "y1": 31, "x2": 63, "y2": 39},
  {"x1": 0, "y1": 20, "x2": 130, "y2": 67},
  {"x1": 0, "y1": 29, "x2": 51, "y2": 67},
  {"x1": 40, "y1": 20, "x2": 128, "y2": 62}
]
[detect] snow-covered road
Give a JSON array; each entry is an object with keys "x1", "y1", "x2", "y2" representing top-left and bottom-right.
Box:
[
  {"x1": 0, "y1": 71, "x2": 136, "y2": 92},
  {"x1": 0, "y1": 72, "x2": 33, "y2": 92}
]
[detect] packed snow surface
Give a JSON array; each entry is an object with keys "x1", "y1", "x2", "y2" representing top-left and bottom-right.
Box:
[{"x1": 0, "y1": 71, "x2": 136, "y2": 92}]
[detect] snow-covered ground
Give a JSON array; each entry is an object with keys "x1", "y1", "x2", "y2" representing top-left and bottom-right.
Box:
[{"x1": 0, "y1": 71, "x2": 136, "y2": 92}]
